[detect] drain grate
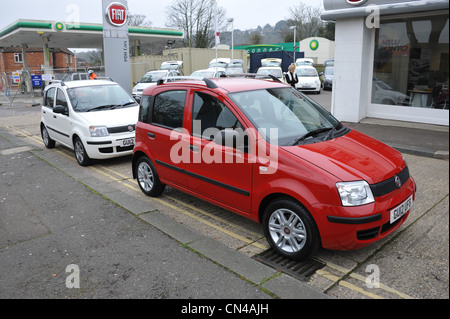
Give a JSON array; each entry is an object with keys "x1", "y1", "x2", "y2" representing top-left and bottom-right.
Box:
[{"x1": 253, "y1": 249, "x2": 325, "y2": 281}]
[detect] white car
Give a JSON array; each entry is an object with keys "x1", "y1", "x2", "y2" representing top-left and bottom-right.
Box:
[
  {"x1": 132, "y1": 70, "x2": 179, "y2": 100},
  {"x1": 256, "y1": 67, "x2": 285, "y2": 83},
  {"x1": 40, "y1": 79, "x2": 140, "y2": 166},
  {"x1": 190, "y1": 68, "x2": 227, "y2": 78},
  {"x1": 295, "y1": 66, "x2": 321, "y2": 94}
]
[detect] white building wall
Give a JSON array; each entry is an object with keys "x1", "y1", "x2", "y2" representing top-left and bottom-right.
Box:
[
  {"x1": 332, "y1": 17, "x2": 374, "y2": 123},
  {"x1": 299, "y1": 37, "x2": 334, "y2": 65}
]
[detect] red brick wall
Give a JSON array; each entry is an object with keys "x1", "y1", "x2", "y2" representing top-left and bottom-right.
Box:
[{"x1": 0, "y1": 50, "x2": 76, "y2": 74}]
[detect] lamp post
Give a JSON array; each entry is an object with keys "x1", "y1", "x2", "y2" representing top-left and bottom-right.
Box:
[
  {"x1": 166, "y1": 40, "x2": 176, "y2": 61},
  {"x1": 228, "y1": 18, "x2": 234, "y2": 60},
  {"x1": 290, "y1": 26, "x2": 297, "y2": 64}
]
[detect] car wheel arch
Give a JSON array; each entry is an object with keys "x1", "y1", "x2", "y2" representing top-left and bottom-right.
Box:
[{"x1": 258, "y1": 192, "x2": 312, "y2": 224}]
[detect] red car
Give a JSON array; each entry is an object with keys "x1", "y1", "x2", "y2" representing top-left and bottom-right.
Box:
[{"x1": 132, "y1": 77, "x2": 416, "y2": 260}]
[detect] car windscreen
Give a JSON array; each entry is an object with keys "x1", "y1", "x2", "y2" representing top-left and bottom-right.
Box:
[
  {"x1": 140, "y1": 72, "x2": 167, "y2": 83},
  {"x1": 229, "y1": 87, "x2": 342, "y2": 146},
  {"x1": 191, "y1": 71, "x2": 216, "y2": 78},
  {"x1": 295, "y1": 68, "x2": 318, "y2": 77},
  {"x1": 68, "y1": 84, "x2": 137, "y2": 113},
  {"x1": 325, "y1": 67, "x2": 334, "y2": 75},
  {"x1": 256, "y1": 69, "x2": 282, "y2": 78}
]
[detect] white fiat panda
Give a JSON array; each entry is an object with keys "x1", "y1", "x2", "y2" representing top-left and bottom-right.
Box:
[{"x1": 40, "y1": 79, "x2": 139, "y2": 166}]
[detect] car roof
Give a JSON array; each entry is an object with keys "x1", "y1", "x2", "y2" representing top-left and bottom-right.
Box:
[
  {"x1": 46, "y1": 79, "x2": 118, "y2": 89},
  {"x1": 150, "y1": 77, "x2": 287, "y2": 94}
]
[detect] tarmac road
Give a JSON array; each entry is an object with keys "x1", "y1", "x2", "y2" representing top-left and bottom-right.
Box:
[{"x1": 0, "y1": 93, "x2": 448, "y2": 301}]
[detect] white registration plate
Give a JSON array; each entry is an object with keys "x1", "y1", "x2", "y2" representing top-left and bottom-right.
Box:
[
  {"x1": 120, "y1": 138, "x2": 135, "y2": 147},
  {"x1": 390, "y1": 195, "x2": 413, "y2": 224}
]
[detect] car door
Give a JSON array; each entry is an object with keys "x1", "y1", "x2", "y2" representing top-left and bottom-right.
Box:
[
  {"x1": 50, "y1": 88, "x2": 72, "y2": 147},
  {"x1": 185, "y1": 90, "x2": 254, "y2": 214},
  {"x1": 142, "y1": 88, "x2": 189, "y2": 188},
  {"x1": 42, "y1": 87, "x2": 60, "y2": 142}
]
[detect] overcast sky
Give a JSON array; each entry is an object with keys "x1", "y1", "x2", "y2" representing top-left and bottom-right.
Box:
[{"x1": 0, "y1": 0, "x2": 324, "y2": 31}]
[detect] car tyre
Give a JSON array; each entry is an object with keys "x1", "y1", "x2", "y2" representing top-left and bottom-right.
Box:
[
  {"x1": 263, "y1": 197, "x2": 321, "y2": 261},
  {"x1": 136, "y1": 156, "x2": 165, "y2": 197},
  {"x1": 41, "y1": 125, "x2": 55, "y2": 149},
  {"x1": 74, "y1": 137, "x2": 91, "y2": 166}
]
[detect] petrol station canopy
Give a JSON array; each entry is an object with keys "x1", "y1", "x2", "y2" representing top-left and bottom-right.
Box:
[{"x1": 0, "y1": 19, "x2": 184, "y2": 49}]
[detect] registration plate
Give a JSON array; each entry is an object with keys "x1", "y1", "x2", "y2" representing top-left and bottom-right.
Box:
[
  {"x1": 120, "y1": 138, "x2": 135, "y2": 147},
  {"x1": 390, "y1": 195, "x2": 413, "y2": 224}
]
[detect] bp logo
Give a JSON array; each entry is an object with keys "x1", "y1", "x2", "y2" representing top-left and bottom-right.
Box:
[
  {"x1": 54, "y1": 22, "x2": 64, "y2": 31},
  {"x1": 310, "y1": 39, "x2": 319, "y2": 51}
]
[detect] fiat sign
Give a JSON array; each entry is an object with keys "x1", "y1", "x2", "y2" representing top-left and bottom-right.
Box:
[
  {"x1": 106, "y1": 2, "x2": 128, "y2": 27},
  {"x1": 346, "y1": 0, "x2": 368, "y2": 5}
]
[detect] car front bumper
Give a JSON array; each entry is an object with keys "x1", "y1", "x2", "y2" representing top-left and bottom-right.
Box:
[
  {"x1": 312, "y1": 176, "x2": 416, "y2": 251},
  {"x1": 84, "y1": 132, "x2": 135, "y2": 159}
]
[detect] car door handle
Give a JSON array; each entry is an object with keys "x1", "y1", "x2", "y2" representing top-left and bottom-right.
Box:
[
  {"x1": 147, "y1": 132, "x2": 155, "y2": 139},
  {"x1": 53, "y1": 115, "x2": 57, "y2": 118},
  {"x1": 190, "y1": 145, "x2": 199, "y2": 152}
]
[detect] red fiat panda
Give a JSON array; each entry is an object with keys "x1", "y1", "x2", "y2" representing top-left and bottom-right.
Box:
[{"x1": 132, "y1": 77, "x2": 416, "y2": 260}]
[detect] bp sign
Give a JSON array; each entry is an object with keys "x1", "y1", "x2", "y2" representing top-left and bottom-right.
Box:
[
  {"x1": 310, "y1": 39, "x2": 319, "y2": 51},
  {"x1": 105, "y1": 2, "x2": 128, "y2": 27}
]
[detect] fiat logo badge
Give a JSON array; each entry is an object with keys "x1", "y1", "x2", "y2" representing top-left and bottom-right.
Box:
[
  {"x1": 106, "y1": 2, "x2": 128, "y2": 27},
  {"x1": 395, "y1": 175, "x2": 402, "y2": 188},
  {"x1": 128, "y1": 125, "x2": 134, "y2": 132},
  {"x1": 346, "y1": 0, "x2": 368, "y2": 5}
]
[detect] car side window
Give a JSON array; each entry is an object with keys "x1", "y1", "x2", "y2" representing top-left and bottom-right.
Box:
[
  {"x1": 192, "y1": 91, "x2": 243, "y2": 140},
  {"x1": 56, "y1": 88, "x2": 68, "y2": 109},
  {"x1": 139, "y1": 95, "x2": 153, "y2": 124},
  {"x1": 45, "y1": 87, "x2": 56, "y2": 108},
  {"x1": 152, "y1": 90, "x2": 186, "y2": 129}
]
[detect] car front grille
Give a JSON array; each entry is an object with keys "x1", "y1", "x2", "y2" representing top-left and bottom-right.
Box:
[
  {"x1": 107, "y1": 125, "x2": 136, "y2": 134},
  {"x1": 370, "y1": 166, "x2": 410, "y2": 197}
]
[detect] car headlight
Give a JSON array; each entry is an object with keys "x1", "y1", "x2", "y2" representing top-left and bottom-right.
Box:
[
  {"x1": 336, "y1": 181, "x2": 375, "y2": 206},
  {"x1": 89, "y1": 126, "x2": 109, "y2": 137}
]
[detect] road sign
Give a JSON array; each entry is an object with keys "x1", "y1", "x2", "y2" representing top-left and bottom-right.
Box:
[
  {"x1": 12, "y1": 72, "x2": 20, "y2": 84},
  {"x1": 32, "y1": 75, "x2": 43, "y2": 87}
]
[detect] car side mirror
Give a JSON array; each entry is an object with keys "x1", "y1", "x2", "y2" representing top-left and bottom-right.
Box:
[
  {"x1": 53, "y1": 105, "x2": 68, "y2": 115},
  {"x1": 319, "y1": 72, "x2": 324, "y2": 76}
]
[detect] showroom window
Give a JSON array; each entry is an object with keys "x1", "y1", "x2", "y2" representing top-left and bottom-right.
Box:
[{"x1": 372, "y1": 12, "x2": 449, "y2": 109}]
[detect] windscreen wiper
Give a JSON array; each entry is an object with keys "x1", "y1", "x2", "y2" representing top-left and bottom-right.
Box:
[{"x1": 289, "y1": 127, "x2": 333, "y2": 146}]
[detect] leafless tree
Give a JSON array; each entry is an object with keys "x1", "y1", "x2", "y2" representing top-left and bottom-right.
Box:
[
  {"x1": 166, "y1": 0, "x2": 227, "y2": 48},
  {"x1": 285, "y1": 3, "x2": 324, "y2": 41}
]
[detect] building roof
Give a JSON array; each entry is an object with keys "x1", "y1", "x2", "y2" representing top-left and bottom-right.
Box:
[{"x1": 0, "y1": 19, "x2": 184, "y2": 49}]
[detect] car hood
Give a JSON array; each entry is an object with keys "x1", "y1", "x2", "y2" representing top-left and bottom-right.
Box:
[
  {"x1": 298, "y1": 77, "x2": 319, "y2": 83},
  {"x1": 282, "y1": 129, "x2": 405, "y2": 184},
  {"x1": 77, "y1": 106, "x2": 140, "y2": 127}
]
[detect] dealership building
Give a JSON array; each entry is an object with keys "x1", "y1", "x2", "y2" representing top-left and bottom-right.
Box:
[{"x1": 322, "y1": 0, "x2": 449, "y2": 126}]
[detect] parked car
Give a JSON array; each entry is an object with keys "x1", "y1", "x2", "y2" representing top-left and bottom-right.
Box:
[
  {"x1": 372, "y1": 80, "x2": 410, "y2": 106},
  {"x1": 324, "y1": 59, "x2": 334, "y2": 67},
  {"x1": 255, "y1": 67, "x2": 284, "y2": 82},
  {"x1": 321, "y1": 66, "x2": 334, "y2": 91},
  {"x1": 209, "y1": 58, "x2": 231, "y2": 69},
  {"x1": 295, "y1": 66, "x2": 321, "y2": 94},
  {"x1": 132, "y1": 77, "x2": 416, "y2": 260},
  {"x1": 132, "y1": 70, "x2": 179, "y2": 101},
  {"x1": 41, "y1": 79, "x2": 139, "y2": 166},
  {"x1": 160, "y1": 60, "x2": 183, "y2": 74},
  {"x1": 296, "y1": 58, "x2": 314, "y2": 67},
  {"x1": 190, "y1": 68, "x2": 227, "y2": 78},
  {"x1": 226, "y1": 59, "x2": 245, "y2": 75}
]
